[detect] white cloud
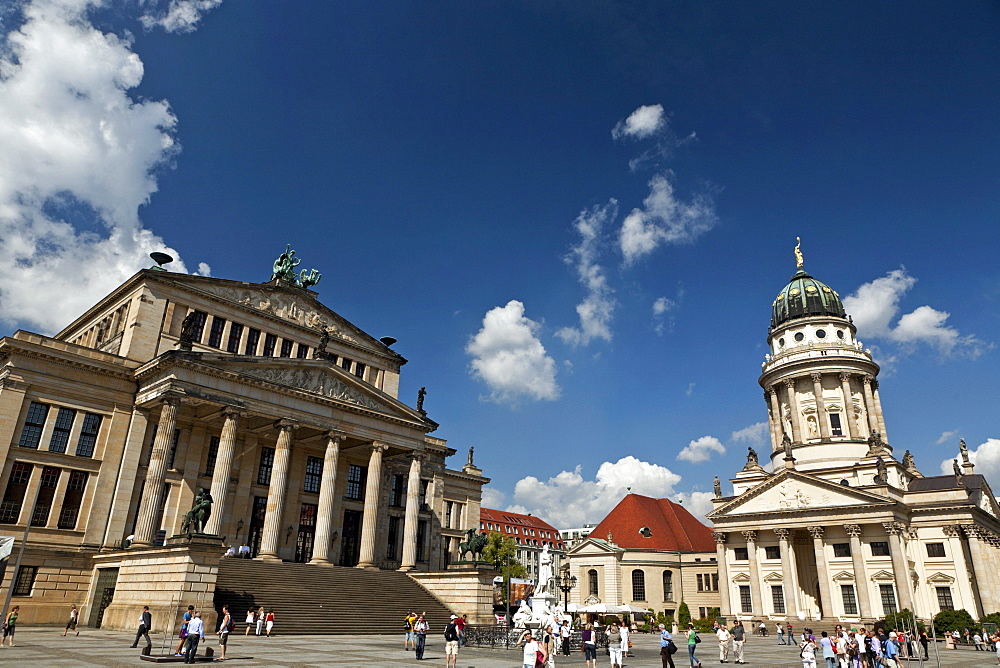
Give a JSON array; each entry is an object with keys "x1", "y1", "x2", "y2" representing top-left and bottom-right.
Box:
[
  {"x1": 939, "y1": 438, "x2": 1000, "y2": 484},
  {"x1": 466, "y1": 300, "x2": 560, "y2": 403},
  {"x1": 140, "y1": 0, "x2": 223, "y2": 34},
  {"x1": 556, "y1": 201, "x2": 618, "y2": 347},
  {"x1": 935, "y1": 430, "x2": 960, "y2": 446},
  {"x1": 507, "y1": 456, "x2": 682, "y2": 527},
  {"x1": 731, "y1": 421, "x2": 769, "y2": 448},
  {"x1": 677, "y1": 435, "x2": 726, "y2": 464},
  {"x1": 612, "y1": 104, "x2": 666, "y2": 140},
  {"x1": 671, "y1": 491, "x2": 715, "y2": 523},
  {"x1": 480, "y1": 486, "x2": 506, "y2": 509},
  {"x1": 0, "y1": 0, "x2": 208, "y2": 334},
  {"x1": 618, "y1": 172, "x2": 717, "y2": 265},
  {"x1": 685, "y1": 382, "x2": 695, "y2": 397},
  {"x1": 652, "y1": 296, "x2": 677, "y2": 335},
  {"x1": 843, "y1": 269, "x2": 990, "y2": 359}
]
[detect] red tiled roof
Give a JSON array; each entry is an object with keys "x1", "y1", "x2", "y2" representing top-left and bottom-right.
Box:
[
  {"x1": 588, "y1": 494, "x2": 715, "y2": 552},
  {"x1": 480, "y1": 507, "x2": 566, "y2": 549}
]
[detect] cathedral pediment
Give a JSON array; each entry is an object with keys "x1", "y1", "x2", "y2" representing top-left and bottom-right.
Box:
[
  {"x1": 709, "y1": 470, "x2": 894, "y2": 518},
  {"x1": 567, "y1": 538, "x2": 623, "y2": 556}
]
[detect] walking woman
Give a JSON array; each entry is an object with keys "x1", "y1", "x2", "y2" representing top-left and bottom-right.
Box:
[
  {"x1": 581, "y1": 622, "x2": 597, "y2": 668},
  {"x1": 62, "y1": 605, "x2": 79, "y2": 636},
  {"x1": 255, "y1": 606, "x2": 265, "y2": 635},
  {"x1": 686, "y1": 622, "x2": 702, "y2": 668},
  {"x1": 3, "y1": 605, "x2": 19, "y2": 647},
  {"x1": 801, "y1": 633, "x2": 818, "y2": 668},
  {"x1": 244, "y1": 607, "x2": 256, "y2": 635},
  {"x1": 264, "y1": 609, "x2": 275, "y2": 637}
]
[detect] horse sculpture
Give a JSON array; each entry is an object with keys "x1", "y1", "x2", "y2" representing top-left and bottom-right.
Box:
[{"x1": 458, "y1": 527, "x2": 489, "y2": 561}]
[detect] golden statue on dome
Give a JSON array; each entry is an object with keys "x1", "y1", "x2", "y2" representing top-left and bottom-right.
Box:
[{"x1": 794, "y1": 237, "x2": 804, "y2": 268}]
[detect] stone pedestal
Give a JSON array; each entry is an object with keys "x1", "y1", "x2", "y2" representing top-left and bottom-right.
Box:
[
  {"x1": 409, "y1": 564, "x2": 498, "y2": 624},
  {"x1": 531, "y1": 591, "x2": 557, "y2": 622}
]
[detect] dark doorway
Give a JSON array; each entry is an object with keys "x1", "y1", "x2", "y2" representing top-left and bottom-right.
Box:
[
  {"x1": 89, "y1": 568, "x2": 119, "y2": 628},
  {"x1": 247, "y1": 496, "x2": 267, "y2": 557},
  {"x1": 294, "y1": 503, "x2": 317, "y2": 563},
  {"x1": 339, "y1": 509, "x2": 361, "y2": 566}
]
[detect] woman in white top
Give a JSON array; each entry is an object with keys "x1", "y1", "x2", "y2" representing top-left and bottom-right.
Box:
[
  {"x1": 801, "y1": 634, "x2": 818, "y2": 668},
  {"x1": 620, "y1": 623, "x2": 631, "y2": 658},
  {"x1": 521, "y1": 629, "x2": 541, "y2": 668}
]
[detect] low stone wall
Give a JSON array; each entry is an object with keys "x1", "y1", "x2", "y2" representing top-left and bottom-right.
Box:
[
  {"x1": 0, "y1": 544, "x2": 95, "y2": 626},
  {"x1": 409, "y1": 564, "x2": 497, "y2": 624}
]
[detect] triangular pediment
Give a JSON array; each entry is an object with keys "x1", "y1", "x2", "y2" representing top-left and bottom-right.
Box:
[
  {"x1": 568, "y1": 538, "x2": 623, "y2": 556},
  {"x1": 926, "y1": 572, "x2": 955, "y2": 584},
  {"x1": 832, "y1": 571, "x2": 855, "y2": 582},
  {"x1": 870, "y1": 570, "x2": 894, "y2": 582},
  {"x1": 762, "y1": 571, "x2": 783, "y2": 582},
  {"x1": 731, "y1": 572, "x2": 751, "y2": 582},
  {"x1": 709, "y1": 470, "x2": 894, "y2": 518}
]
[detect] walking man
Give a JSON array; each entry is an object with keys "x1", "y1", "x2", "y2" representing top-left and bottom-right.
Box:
[
  {"x1": 732, "y1": 620, "x2": 747, "y2": 664},
  {"x1": 131, "y1": 605, "x2": 152, "y2": 649},
  {"x1": 414, "y1": 613, "x2": 429, "y2": 660},
  {"x1": 444, "y1": 615, "x2": 460, "y2": 668},
  {"x1": 717, "y1": 623, "x2": 732, "y2": 662},
  {"x1": 184, "y1": 611, "x2": 205, "y2": 664}
]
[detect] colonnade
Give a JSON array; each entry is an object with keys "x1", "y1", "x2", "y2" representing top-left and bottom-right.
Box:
[{"x1": 132, "y1": 398, "x2": 425, "y2": 570}]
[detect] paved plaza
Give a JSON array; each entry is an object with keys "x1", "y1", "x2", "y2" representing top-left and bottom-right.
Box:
[{"x1": 0, "y1": 628, "x2": 996, "y2": 667}]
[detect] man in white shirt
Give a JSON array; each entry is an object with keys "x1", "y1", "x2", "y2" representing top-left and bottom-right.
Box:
[
  {"x1": 717, "y1": 624, "x2": 732, "y2": 662},
  {"x1": 183, "y1": 612, "x2": 205, "y2": 664}
]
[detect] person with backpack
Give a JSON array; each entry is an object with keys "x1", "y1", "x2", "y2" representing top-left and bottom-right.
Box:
[
  {"x1": 217, "y1": 605, "x2": 233, "y2": 661},
  {"x1": 444, "y1": 615, "x2": 460, "y2": 667},
  {"x1": 404, "y1": 611, "x2": 417, "y2": 651},
  {"x1": 413, "y1": 613, "x2": 429, "y2": 660},
  {"x1": 660, "y1": 623, "x2": 677, "y2": 668}
]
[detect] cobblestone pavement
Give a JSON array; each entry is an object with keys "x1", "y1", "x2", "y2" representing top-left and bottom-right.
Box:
[{"x1": 1, "y1": 628, "x2": 996, "y2": 667}]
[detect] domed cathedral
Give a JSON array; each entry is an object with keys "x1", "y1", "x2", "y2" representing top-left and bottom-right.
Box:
[{"x1": 708, "y1": 241, "x2": 1000, "y2": 627}]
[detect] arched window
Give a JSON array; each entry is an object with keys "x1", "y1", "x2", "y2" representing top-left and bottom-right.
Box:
[
  {"x1": 632, "y1": 569, "x2": 646, "y2": 601},
  {"x1": 663, "y1": 570, "x2": 674, "y2": 601},
  {"x1": 588, "y1": 569, "x2": 599, "y2": 596}
]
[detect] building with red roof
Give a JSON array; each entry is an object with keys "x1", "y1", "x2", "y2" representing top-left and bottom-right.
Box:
[
  {"x1": 480, "y1": 507, "x2": 566, "y2": 581},
  {"x1": 565, "y1": 493, "x2": 721, "y2": 620}
]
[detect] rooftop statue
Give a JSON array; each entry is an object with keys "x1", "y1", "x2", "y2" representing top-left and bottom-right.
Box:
[
  {"x1": 959, "y1": 438, "x2": 970, "y2": 464},
  {"x1": 417, "y1": 386, "x2": 427, "y2": 414},
  {"x1": 794, "y1": 237, "x2": 804, "y2": 268},
  {"x1": 713, "y1": 475, "x2": 722, "y2": 499},
  {"x1": 902, "y1": 450, "x2": 916, "y2": 473},
  {"x1": 875, "y1": 457, "x2": 888, "y2": 484},
  {"x1": 270, "y1": 244, "x2": 322, "y2": 288}
]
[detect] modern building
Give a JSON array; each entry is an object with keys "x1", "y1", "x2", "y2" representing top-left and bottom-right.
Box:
[
  {"x1": 0, "y1": 251, "x2": 487, "y2": 628},
  {"x1": 708, "y1": 246, "x2": 1000, "y2": 624},
  {"x1": 480, "y1": 507, "x2": 566, "y2": 581},
  {"x1": 559, "y1": 523, "x2": 597, "y2": 550},
  {"x1": 565, "y1": 493, "x2": 720, "y2": 619}
]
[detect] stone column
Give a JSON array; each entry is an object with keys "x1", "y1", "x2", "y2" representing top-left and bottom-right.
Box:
[
  {"x1": 785, "y1": 379, "x2": 803, "y2": 444},
  {"x1": 844, "y1": 524, "x2": 872, "y2": 618},
  {"x1": 133, "y1": 398, "x2": 179, "y2": 546},
  {"x1": 713, "y1": 532, "x2": 731, "y2": 617},
  {"x1": 810, "y1": 372, "x2": 831, "y2": 439},
  {"x1": 962, "y1": 525, "x2": 997, "y2": 613},
  {"x1": 808, "y1": 526, "x2": 834, "y2": 619},
  {"x1": 871, "y1": 381, "x2": 888, "y2": 442},
  {"x1": 767, "y1": 387, "x2": 782, "y2": 450},
  {"x1": 838, "y1": 373, "x2": 856, "y2": 439},
  {"x1": 357, "y1": 442, "x2": 389, "y2": 569},
  {"x1": 743, "y1": 530, "x2": 763, "y2": 616},
  {"x1": 883, "y1": 522, "x2": 914, "y2": 612},
  {"x1": 399, "y1": 452, "x2": 424, "y2": 571},
  {"x1": 311, "y1": 431, "x2": 345, "y2": 565},
  {"x1": 203, "y1": 407, "x2": 244, "y2": 536},
  {"x1": 862, "y1": 376, "x2": 880, "y2": 435},
  {"x1": 943, "y1": 525, "x2": 980, "y2": 617},
  {"x1": 257, "y1": 419, "x2": 297, "y2": 561},
  {"x1": 774, "y1": 528, "x2": 798, "y2": 619}
]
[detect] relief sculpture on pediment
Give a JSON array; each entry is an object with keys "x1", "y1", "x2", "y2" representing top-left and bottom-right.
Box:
[{"x1": 241, "y1": 367, "x2": 384, "y2": 411}]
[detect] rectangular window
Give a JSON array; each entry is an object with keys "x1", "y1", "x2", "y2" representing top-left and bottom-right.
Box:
[
  {"x1": 833, "y1": 543, "x2": 852, "y2": 557},
  {"x1": 699, "y1": 607, "x2": 707, "y2": 619},
  {"x1": 354, "y1": 362, "x2": 366, "y2": 379},
  {"x1": 17, "y1": 401, "x2": 49, "y2": 449},
  {"x1": 31, "y1": 466, "x2": 61, "y2": 526},
  {"x1": 12, "y1": 565, "x2": 37, "y2": 596},
  {"x1": 279, "y1": 339, "x2": 293, "y2": 357},
  {"x1": 926, "y1": 542, "x2": 946, "y2": 558},
  {"x1": 296, "y1": 343, "x2": 309, "y2": 359},
  {"x1": 416, "y1": 519, "x2": 427, "y2": 561},
  {"x1": 697, "y1": 574, "x2": 704, "y2": 591},
  {"x1": 48, "y1": 407, "x2": 76, "y2": 453},
  {"x1": 765, "y1": 545, "x2": 780, "y2": 559},
  {"x1": 187, "y1": 310, "x2": 208, "y2": 343},
  {"x1": 871, "y1": 541, "x2": 890, "y2": 557},
  {"x1": 444, "y1": 500, "x2": 453, "y2": 529},
  {"x1": 75, "y1": 413, "x2": 102, "y2": 457},
  {"x1": 740, "y1": 585, "x2": 752, "y2": 613},
  {"x1": 340, "y1": 357, "x2": 352, "y2": 371},
  {"x1": 830, "y1": 413, "x2": 843, "y2": 436},
  {"x1": 257, "y1": 447, "x2": 275, "y2": 485},
  {"x1": 304, "y1": 456, "x2": 323, "y2": 493},
  {"x1": 207, "y1": 316, "x2": 226, "y2": 348},
  {"x1": 346, "y1": 464, "x2": 366, "y2": 500},
  {"x1": 387, "y1": 516, "x2": 400, "y2": 560},
  {"x1": 841, "y1": 584, "x2": 858, "y2": 616},
  {"x1": 0, "y1": 462, "x2": 33, "y2": 523},
  {"x1": 57, "y1": 471, "x2": 88, "y2": 530},
  {"x1": 163, "y1": 427, "x2": 180, "y2": 469},
  {"x1": 936, "y1": 586, "x2": 954, "y2": 611},
  {"x1": 226, "y1": 322, "x2": 243, "y2": 353},
  {"x1": 663, "y1": 571, "x2": 673, "y2": 601},
  {"x1": 879, "y1": 584, "x2": 897, "y2": 615},
  {"x1": 733, "y1": 547, "x2": 749, "y2": 561},
  {"x1": 419, "y1": 479, "x2": 429, "y2": 511},
  {"x1": 389, "y1": 474, "x2": 406, "y2": 507},
  {"x1": 204, "y1": 436, "x2": 220, "y2": 477},
  {"x1": 262, "y1": 333, "x2": 277, "y2": 356},
  {"x1": 244, "y1": 327, "x2": 261, "y2": 355},
  {"x1": 631, "y1": 570, "x2": 646, "y2": 601},
  {"x1": 772, "y1": 585, "x2": 786, "y2": 614},
  {"x1": 712, "y1": 573, "x2": 719, "y2": 591}
]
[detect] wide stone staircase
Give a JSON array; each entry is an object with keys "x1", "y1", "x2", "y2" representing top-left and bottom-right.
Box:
[{"x1": 213, "y1": 559, "x2": 455, "y2": 635}]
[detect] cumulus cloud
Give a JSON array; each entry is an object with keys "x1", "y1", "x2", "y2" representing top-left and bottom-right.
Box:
[
  {"x1": 556, "y1": 201, "x2": 618, "y2": 347},
  {"x1": 466, "y1": 300, "x2": 560, "y2": 403},
  {"x1": 618, "y1": 172, "x2": 717, "y2": 265},
  {"x1": 140, "y1": 0, "x2": 223, "y2": 34},
  {"x1": 612, "y1": 104, "x2": 666, "y2": 140},
  {"x1": 652, "y1": 296, "x2": 677, "y2": 335},
  {"x1": 481, "y1": 486, "x2": 507, "y2": 509},
  {"x1": 0, "y1": 0, "x2": 210, "y2": 333},
  {"x1": 677, "y1": 435, "x2": 726, "y2": 463},
  {"x1": 939, "y1": 438, "x2": 1000, "y2": 484},
  {"x1": 507, "y1": 456, "x2": 682, "y2": 527},
  {"x1": 843, "y1": 269, "x2": 990, "y2": 359},
  {"x1": 671, "y1": 490, "x2": 715, "y2": 522},
  {"x1": 731, "y1": 421, "x2": 769, "y2": 448}
]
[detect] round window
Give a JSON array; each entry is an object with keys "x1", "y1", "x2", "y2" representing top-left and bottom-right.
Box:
[
  {"x1": 837, "y1": 330, "x2": 845, "y2": 339},
  {"x1": 816, "y1": 329, "x2": 826, "y2": 339},
  {"x1": 794, "y1": 332, "x2": 804, "y2": 342}
]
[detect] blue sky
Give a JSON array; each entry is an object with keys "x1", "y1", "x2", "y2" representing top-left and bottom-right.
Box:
[{"x1": 1, "y1": 1, "x2": 999, "y2": 527}]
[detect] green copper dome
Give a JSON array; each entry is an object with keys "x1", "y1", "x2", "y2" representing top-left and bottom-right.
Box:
[{"x1": 770, "y1": 268, "x2": 847, "y2": 328}]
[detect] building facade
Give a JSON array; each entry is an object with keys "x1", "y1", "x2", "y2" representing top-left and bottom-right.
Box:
[
  {"x1": 565, "y1": 493, "x2": 720, "y2": 619},
  {"x1": 0, "y1": 256, "x2": 486, "y2": 626},
  {"x1": 708, "y1": 247, "x2": 1000, "y2": 624},
  {"x1": 480, "y1": 507, "x2": 565, "y2": 581},
  {"x1": 559, "y1": 523, "x2": 596, "y2": 551}
]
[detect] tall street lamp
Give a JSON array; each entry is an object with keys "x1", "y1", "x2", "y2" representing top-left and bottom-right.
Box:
[{"x1": 554, "y1": 566, "x2": 577, "y2": 615}]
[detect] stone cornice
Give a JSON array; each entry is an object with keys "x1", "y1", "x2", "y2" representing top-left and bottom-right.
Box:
[{"x1": 0, "y1": 335, "x2": 137, "y2": 383}]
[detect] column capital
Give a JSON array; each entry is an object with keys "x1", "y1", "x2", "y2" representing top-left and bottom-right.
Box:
[
  {"x1": 408, "y1": 451, "x2": 426, "y2": 463},
  {"x1": 370, "y1": 441, "x2": 389, "y2": 454},
  {"x1": 807, "y1": 526, "x2": 825, "y2": 539},
  {"x1": 810, "y1": 371, "x2": 823, "y2": 382},
  {"x1": 961, "y1": 524, "x2": 983, "y2": 540},
  {"x1": 942, "y1": 524, "x2": 962, "y2": 538},
  {"x1": 220, "y1": 405, "x2": 247, "y2": 420},
  {"x1": 741, "y1": 530, "x2": 758, "y2": 543},
  {"x1": 862, "y1": 374, "x2": 875, "y2": 385},
  {"x1": 274, "y1": 418, "x2": 299, "y2": 432},
  {"x1": 712, "y1": 531, "x2": 728, "y2": 545},
  {"x1": 160, "y1": 395, "x2": 181, "y2": 408},
  {"x1": 882, "y1": 521, "x2": 904, "y2": 536},
  {"x1": 774, "y1": 528, "x2": 791, "y2": 541},
  {"x1": 325, "y1": 430, "x2": 347, "y2": 443},
  {"x1": 783, "y1": 378, "x2": 796, "y2": 388},
  {"x1": 844, "y1": 524, "x2": 862, "y2": 537},
  {"x1": 767, "y1": 385, "x2": 777, "y2": 396},
  {"x1": 838, "y1": 372, "x2": 853, "y2": 382}
]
